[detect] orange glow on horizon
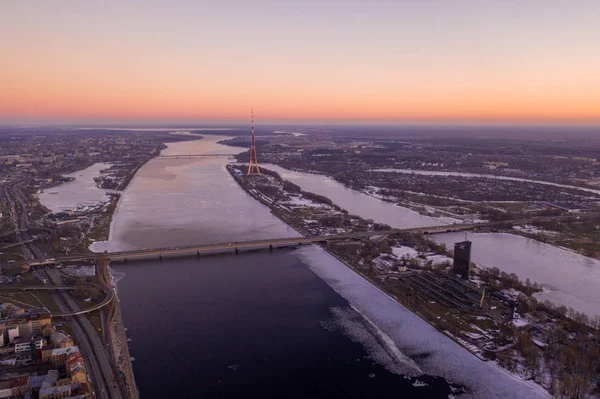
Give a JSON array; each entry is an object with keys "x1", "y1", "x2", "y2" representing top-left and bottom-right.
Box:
[{"x1": 2, "y1": 2, "x2": 600, "y2": 124}]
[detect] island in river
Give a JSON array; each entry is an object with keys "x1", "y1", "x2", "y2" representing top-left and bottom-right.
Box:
[{"x1": 85, "y1": 135, "x2": 550, "y2": 398}]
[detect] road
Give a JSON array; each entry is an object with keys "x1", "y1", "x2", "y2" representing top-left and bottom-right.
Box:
[
  {"x1": 38, "y1": 210, "x2": 599, "y2": 265},
  {"x1": 0, "y1": 284, "x2": 114, "y2": 317},
  {"x1": 1, "y1": 180, "x2": 127, "y2": 399},
  {"x1": 39, "y1": 268, "x2": 125, "y2": 399},
  {"x1": 155, "y1": 153, "x2": 234, "y2": 159}
]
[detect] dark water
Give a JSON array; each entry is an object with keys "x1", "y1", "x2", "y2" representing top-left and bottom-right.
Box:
[{"x1": 113, "y1": 250, "x2": 456, "y2": 398}]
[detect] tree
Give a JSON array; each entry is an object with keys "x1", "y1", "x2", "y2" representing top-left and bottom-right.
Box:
[
  {"x1": 87, "y1": 286, "x2": 101, "y2": 300},
  {"x1": 42, "y1": 325, "x2": 55, "y2": 338},
  {"x1": 73, "y1": 279, "x2": 86, "y2": 298}
]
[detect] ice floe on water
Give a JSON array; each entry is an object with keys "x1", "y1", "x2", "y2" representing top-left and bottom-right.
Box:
[
  {"x1": 295, "y1": 245, "x2": 550, "y2": 398},
  {"x1": 323, "y1": 306, "x2": 422, "y2": 376}
]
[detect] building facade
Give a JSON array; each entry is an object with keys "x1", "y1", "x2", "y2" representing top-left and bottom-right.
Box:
[{"x1": 452, "y1": 241, "x2": 471, "y2": 279}]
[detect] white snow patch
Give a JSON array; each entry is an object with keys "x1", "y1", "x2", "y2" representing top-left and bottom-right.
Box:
[{"x1": 295, "y1": 245, "x2": 550, "y2": 398}]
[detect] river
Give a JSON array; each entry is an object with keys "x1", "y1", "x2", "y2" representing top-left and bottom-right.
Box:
[
  {"x1": 90, "y1": 135, "x2": 546, "y2": 398},
  {"x1": 38, "y1": 162, "x2": 113, "y2": 213},
  {"x1": 261, "y1": 164, "x2": 455, "y2": 228},
  {"x1": 258, "y1": 163, "x2": 600, "y2": 320},
  {"x1": 372, "y1": 168, "x2": 600, "y2": 196},
  {"x1": 432, "y1": 232, "x2": 600, "y2": 319}
]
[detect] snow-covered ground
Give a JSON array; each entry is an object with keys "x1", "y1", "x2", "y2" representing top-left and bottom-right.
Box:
[
  {"x1": 62, "y1": 264, "x2": 96, "y2": 277},
  {"x1": 295, "y1": 245, "x2": 549, "y2": 398},
  {"x1": 287, "y1": 195, "x2": 327, "y2": 208},
  {"x1": 261, "y1": 164, "x2": 448, "y2": 229},
  {"x1": 392, "y1": 246, "x2": 420, "y2": 259},
  {"x1": 374, "y1": 246, "x2": 453, "y2": 270},
  {"x1": 371, "y1": 168, "x2": 600, "y2": 196},
  {"x1": 512, "y1": 225, "x2": 559, "y2": 237}
]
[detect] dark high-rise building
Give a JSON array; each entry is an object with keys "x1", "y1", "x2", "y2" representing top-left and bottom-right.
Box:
[{"x1": 453, "y1": 241, "x2": 471, "y2": 279}]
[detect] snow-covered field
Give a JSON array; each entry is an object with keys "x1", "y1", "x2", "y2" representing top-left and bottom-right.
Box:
[
  {"x1": 287, "y1": 196, "x2": 327, "y2": 208},
  {"x1": 62, "y1": 264, "x2": 96, "y2": 277},
  {"x1": 373, "y1": 246, "x2": 453, "y2": 271},
  {"x1": 295, "y1": 245, "x2": 549, "y2": 398},
  {"x1": 371, "y1": 168, "x2": 600, "y2": 196},
  {"x1": 512, "y1": 225, "x2": 558, "y2": 237}
]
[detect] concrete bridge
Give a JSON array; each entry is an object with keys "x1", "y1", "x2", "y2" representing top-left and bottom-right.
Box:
[
  {"x1": 1, "y1": 284, "x2": 114, "y2": 317},
  {"x1": 155, "y1": 154, "x2": 236, "y2": 159},
  {"x1": 30, "y1": 212, "x2": 596, "y2": 266},
  {"x1": 37, "y1": 222, "x2": 483, "y2": 265}
]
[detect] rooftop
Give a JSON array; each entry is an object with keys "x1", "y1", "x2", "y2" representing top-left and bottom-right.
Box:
[
  {"x1": 28, "y1": 374, "x2": 47, "y2": 389},
  {"x1": 52, "y1": 346, "x2": 79, "y2": 357}
]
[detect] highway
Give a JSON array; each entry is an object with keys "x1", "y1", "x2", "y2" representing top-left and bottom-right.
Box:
[
  {"x1": 38, "y1": 211, "x2": 597, "y2": 265},
  {"x1": 35, "y1": 223, "x2": 479, "y2": 264},
  {"x1": 155, "y1": 153, "x2": 235, "y2": 159},
  {"x1": 39, "y1": 267, "x2": 125, "y2": 399},
  {"x1": 0, "y1": 284, "x2": 115, "y2": 317},
  {"x1": 1, "y1": 181, "x2": 127, "y2": 399}
]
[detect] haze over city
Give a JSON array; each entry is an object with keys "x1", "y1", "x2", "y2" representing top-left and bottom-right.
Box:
[{"x1": 2, "y1": 1, "x2": 600, "y2": 125}]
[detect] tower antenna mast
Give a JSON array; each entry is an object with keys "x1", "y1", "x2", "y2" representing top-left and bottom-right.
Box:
[{"x1": 248, "y1": 108, "x2": 261, "y2": 175}]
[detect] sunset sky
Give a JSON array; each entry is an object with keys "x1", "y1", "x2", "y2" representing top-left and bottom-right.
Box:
[{"x1": 1, "y1": 1, "x2": 599, "y2": 124}]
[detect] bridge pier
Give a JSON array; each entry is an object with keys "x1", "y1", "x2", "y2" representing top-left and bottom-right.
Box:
[
  {"x1": 159, "y1": 254, "x2": 162, "y2": 261},
  {"x1": 197, "y1": 250, "x2": 200, "y2": 258}
]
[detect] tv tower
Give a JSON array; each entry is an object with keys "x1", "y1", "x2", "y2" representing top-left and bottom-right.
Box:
[{"x1": 247, "y1": 108, "x2": 261, "y2": 175}]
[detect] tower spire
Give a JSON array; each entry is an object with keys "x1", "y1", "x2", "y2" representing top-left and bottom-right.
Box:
[{"x1": 247, "y1": 108, "x2": 261, "y2": 175}]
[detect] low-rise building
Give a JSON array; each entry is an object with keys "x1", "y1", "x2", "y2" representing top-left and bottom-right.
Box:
[
  {"x1": 66, "y1": 351, "x2": 86, "y2": 384},
  {"x1": 50, "y1": 332, "x2": 73, "y2": 349},
  {"x1": 8, "y1": 326, "x2": 20, "y2": 344},
  {"x1": 14, "y1": 337, "x2": 43, "y2": 362},
  {"x1": 0, "y1": 381, "x2": 12, "y2": 399},
  {"x1": 5, "y1": 308, "x2": 52, "y2": 337},
  {"x1": 41, "y1": 370, "x2": 59, "y2": 390},
  {"x1": 39, "y1": 383, "x2": 73, "y2": 399},
  {"x1": 49, "y1": 346, "x2": 80, "y2": 368},
  {"x1": 27, "y1": 374, "x2": 47, "y2": 391},
  {"x1": 9, "y1": 375, "x2": 30, "y2": 397}
]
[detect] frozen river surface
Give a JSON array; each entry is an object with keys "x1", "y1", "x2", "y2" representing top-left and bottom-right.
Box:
[{"x1": 38, "y1": 162, "x2": 112, "y2": 213}]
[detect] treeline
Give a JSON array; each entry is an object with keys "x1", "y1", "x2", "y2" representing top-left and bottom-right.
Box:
[{"x1": 478, "y1": 267, "x2": 543, "y2": 297}]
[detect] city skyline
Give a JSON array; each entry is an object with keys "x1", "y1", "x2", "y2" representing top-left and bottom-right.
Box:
[{"x1": 2, "y1": 0, "x2": 600, "y2": 124}]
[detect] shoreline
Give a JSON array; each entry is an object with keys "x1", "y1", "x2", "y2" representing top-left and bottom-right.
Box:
[
  {"x1": 88, "y1": 138, "x2": 559, "y2": 397},
  {"x1": 250, "y1": 160, "x2": 600, "y2": 260},
  {"x1": 225, "y1": 167, "x2": 550, "y2": 397}
]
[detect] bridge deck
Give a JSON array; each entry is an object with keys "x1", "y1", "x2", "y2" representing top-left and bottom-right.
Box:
[
  {"x1": 156, "y1": 154, "x2": 236, "y2": 159},
  {"x1": 40, "y1": 212, "x2": 595, "y2": 265},
  {"x1": 49, "y1": 223, "x2": 478, "y2": 263}
]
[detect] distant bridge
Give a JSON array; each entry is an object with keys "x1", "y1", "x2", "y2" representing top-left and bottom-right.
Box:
[
  {"x1": 155, "y1": 154, "x2": 237, "y2": 159},
  {"x1": 30, "y1": 212, "x2": 597, "y2": 266},
  {"x1": 33, "y1": 222, "x2": 486, "y2": 265}
]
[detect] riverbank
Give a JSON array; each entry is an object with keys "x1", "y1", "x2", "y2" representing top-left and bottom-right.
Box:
[
  {"x1": 228, "y1": 165, "x2": 600, "y2": 397},
  {"x1": 91, "y1": 135, "x2": 596, "y2": 397}
]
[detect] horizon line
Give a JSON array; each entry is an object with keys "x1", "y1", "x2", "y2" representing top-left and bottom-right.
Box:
[{"x1": 2, "y1": 120, "x2": 600, "y2": 128}]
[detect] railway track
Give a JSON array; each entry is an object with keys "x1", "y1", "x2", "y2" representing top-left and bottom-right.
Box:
[
  {"x1": 2, "y1": 179, "x2": 125, "y2": 398},
  {"x1": 38, "y1": 267, "x2": 124, "y2": 399}
]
